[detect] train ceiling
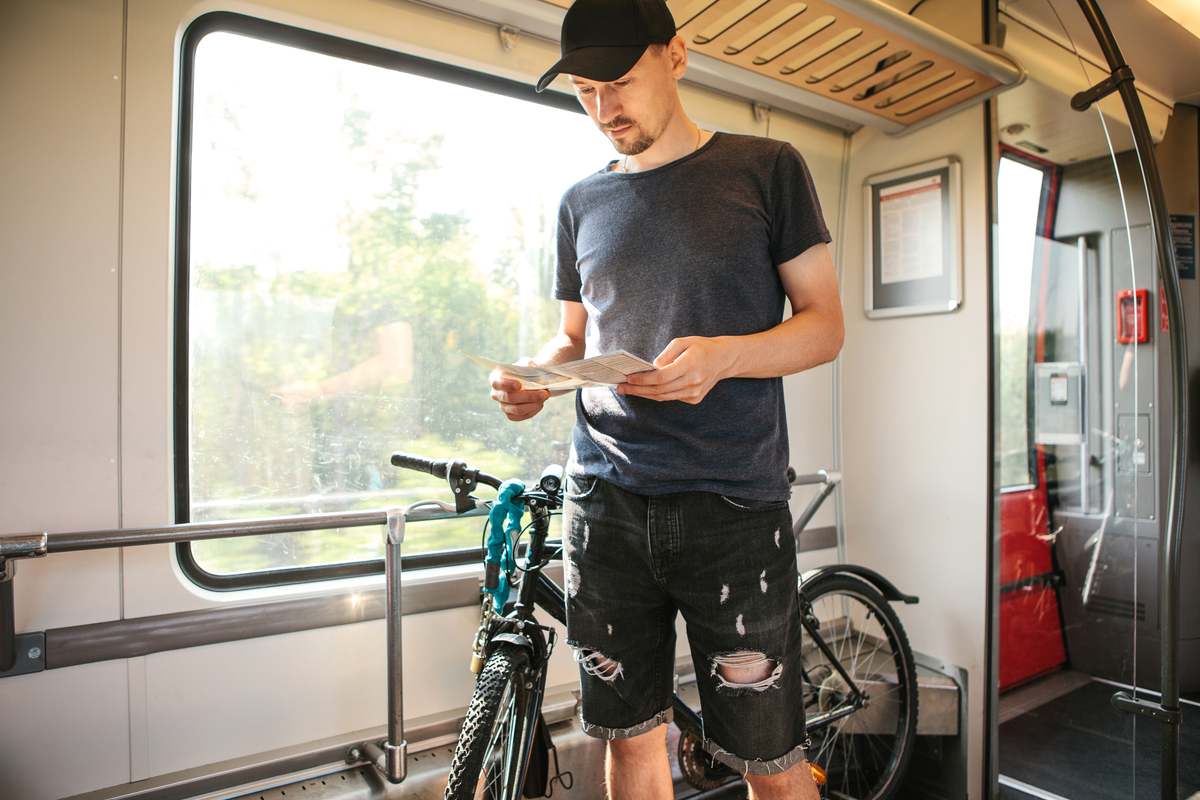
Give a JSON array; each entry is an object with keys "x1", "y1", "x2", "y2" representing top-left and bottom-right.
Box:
[
  {"x1": 422, "y1": 0, "x2": 1023, "y2": 134},
  {"x1": 540, "y1": 0, "x2": 1025, "y2": 134}
]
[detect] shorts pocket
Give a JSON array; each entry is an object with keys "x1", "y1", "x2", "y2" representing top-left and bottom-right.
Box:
[
  {"x1": 717, "y1": 494, "x2": 789, "y2": 513},
  {"x1": 565, "y1": 474, "x2": 600, "y2": 501}
]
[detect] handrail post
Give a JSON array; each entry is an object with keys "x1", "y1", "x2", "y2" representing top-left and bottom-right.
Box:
[
  {"x1": 1071, "y1": 2, "x2": 1189, "y2": 797},
  {"x1": 0, "y1": 533, "x2": 48, "y2": 675},
  {"x1": 381, "y1": 509, "x2": 407, "y2": 783},
  {"x1": 1, "y1": 560, "x2": 16, "y2": 672}
]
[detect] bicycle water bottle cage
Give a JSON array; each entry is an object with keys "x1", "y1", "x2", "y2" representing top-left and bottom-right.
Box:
[
  {"x1": 484, "y1": 479, "x2": 526, "y2": 614},
  {"x1": 446, "y1": 460, "x2": 479, "y2": 514}
]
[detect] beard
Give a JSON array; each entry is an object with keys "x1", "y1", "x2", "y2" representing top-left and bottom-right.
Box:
[{"x1": 603, "y1": 117, "x2": 657, "y2": 156}]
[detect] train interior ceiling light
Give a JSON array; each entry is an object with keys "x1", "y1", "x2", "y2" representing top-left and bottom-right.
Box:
[{"x1": 425, "y1": 0, "x2": 1025, "y2": 134}]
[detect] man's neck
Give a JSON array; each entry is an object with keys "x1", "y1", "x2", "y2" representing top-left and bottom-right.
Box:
[{"x1": 621, "y1": 113, "x2": 705, "y2": 173}]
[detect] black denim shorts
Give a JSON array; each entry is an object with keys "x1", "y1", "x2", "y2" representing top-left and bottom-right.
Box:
[{"x1": 561, "y1": 474, "x2": 809, "y2": 777}]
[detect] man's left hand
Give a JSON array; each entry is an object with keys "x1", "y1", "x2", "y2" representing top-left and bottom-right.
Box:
[{"x1": 617, "y1": 336, "x2": 739, "y2": 404}]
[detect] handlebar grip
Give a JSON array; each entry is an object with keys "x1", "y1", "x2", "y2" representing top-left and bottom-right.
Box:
[{"x1": 390, "y1": 451, "x2": 449, "y2": 479}]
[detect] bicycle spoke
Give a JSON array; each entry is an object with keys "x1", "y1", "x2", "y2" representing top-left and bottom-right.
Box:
[
  {"x1": 501, "y1": 694, "x2": 531, "y2": 799},
  {"x1": 848, "y1": 624, "x2": 869, "y2": 677},
  {"x1": 813, "y1": 726, "x2": 839, "y2": 765},
  {"x1": 474, "y1": 677, "x2": 517, "y2": 800}
]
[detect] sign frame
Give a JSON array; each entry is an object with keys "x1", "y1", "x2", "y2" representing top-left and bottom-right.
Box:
[{"x1": 864, "y1": 156, "x2": 963, "y2": 319}]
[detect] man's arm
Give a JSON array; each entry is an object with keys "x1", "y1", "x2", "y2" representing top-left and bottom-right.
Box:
[
  {"x1": 490, "y1": 301, "x2": 588, "y2": 419},
  {"x1": 723, "y1": 242, "x2": 844, "y2": 378},
  {"x1": 618, "y1": 243, "x2": 843, "y2": 403},
  {"x1": 529, "y1": 300, "x2": 588, "y2": 396},
  {"x1": 274, "y1": 321, "x2": 413, "y2": 405}
]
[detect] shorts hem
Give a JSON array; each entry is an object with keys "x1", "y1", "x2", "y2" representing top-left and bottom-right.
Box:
[
  {"x1": 578, "y1": 706, "x2": 673, "y2": 740},
  {"x1": 704, "y1": 737, "x2": 810, "y2": 777}
]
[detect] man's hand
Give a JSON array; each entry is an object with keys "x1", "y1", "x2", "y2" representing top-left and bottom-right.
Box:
[
  {"x1": 617, "y1": 336, "x2": 739, "y2": 404},
  {"x1": 490, "y1": 357, "x2": 552, "y2": 422}
]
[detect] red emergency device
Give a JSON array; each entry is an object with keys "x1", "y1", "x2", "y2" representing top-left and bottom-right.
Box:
[{"x1": 1116, "y1": 289, "x2": 1150, "y2": 344}]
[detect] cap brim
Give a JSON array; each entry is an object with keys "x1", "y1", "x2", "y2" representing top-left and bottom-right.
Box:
[{"x1": 535, "y1": 44, "x2": 649, "y2": 92}]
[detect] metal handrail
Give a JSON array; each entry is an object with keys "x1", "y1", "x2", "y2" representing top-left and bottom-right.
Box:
[
  {"x1": 0, "y1": 506, "x2": 488, "y2": 558},
  {"x1": 793, "y1": 470, "x2": 842, "y2": 536},
  {"x1": 0, "y1": 472, "x2": 836, "y2": 562},
  {"x1": 0, "y1": 500, "x2": 490, "y2": 784}
]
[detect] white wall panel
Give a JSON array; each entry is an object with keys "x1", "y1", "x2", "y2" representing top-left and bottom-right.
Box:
[
  {"x1": 143, "y1": 620, "x2": 387, "y2": 773},
  {"x1": 0, "y1": 662, "x2": 131, "y2": 799},
  {"x1": 838, "y1": 6, "x2": 990, "y2": 796},
  {"x1": 0, "y1": 2, "x2": 130, "y2": 795},
  {"x1": 0, "y1": 0, "x2": 125, "y2": 631},
  {"x1": 139, "y1": 607, "x2": 580, "y2": 774}
]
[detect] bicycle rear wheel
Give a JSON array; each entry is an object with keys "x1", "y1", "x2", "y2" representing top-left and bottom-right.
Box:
[
  {"x1": 443, "y1": 643, "x2": 531, "y2": 800},
  {"x1": 799, "y1": 574, "x2": 918, "y2": 800}
]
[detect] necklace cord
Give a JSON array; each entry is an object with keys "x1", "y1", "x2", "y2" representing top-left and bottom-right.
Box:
[{"x1": 622, "y1": 125, "x2": 703, "y2": 173}]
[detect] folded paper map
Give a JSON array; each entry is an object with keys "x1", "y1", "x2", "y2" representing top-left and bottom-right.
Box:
[{"x1": 466, "y1": 350, "x2": 656, "y2": 390}]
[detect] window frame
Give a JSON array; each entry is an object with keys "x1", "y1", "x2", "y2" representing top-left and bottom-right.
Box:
[
  {"x1": 996, "y1": 144, "x2": 1060, "y2": 494},
  {"x1": 173, "y1": 11, "x2": 582, "y2": 591}
]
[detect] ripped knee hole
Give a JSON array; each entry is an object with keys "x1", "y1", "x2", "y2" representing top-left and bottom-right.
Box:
[
  {"x1": 710, "y1": 650, "x2": 783, "y2": 691},
  {"x1": 573, "y1": 646, "x2": 624, "y2": 682}
]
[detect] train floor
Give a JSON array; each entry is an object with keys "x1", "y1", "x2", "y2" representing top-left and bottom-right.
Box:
[{"x1": 998, "y1": 670, "x2": 1199, "y2": 799}]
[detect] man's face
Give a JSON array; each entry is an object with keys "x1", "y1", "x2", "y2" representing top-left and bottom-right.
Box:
[{"x1": 569, "y1": 38, "x2": 685, "y2": 156}]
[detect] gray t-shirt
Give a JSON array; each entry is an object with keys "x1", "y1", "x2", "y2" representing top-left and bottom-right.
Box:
[{"x1": 553, "y1": 131, "x2": 831, "y2": 501}]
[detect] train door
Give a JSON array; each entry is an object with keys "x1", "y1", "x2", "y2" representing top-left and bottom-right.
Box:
[{"x1": 992, "y1": 2, "x2": 1197, "y2": 797}]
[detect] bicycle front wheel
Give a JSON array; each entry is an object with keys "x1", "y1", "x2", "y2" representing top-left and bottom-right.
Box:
[
  {"x1": 799, "y1": 573, "x2": 918, "y2": 800},
  {"x1": 443, "y1": 643, "x2": 531, "y2": 800}
]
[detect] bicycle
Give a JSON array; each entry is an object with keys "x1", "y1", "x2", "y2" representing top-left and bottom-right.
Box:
[{"x1": 389, "y1": 451, "x2": 920, "y2": 800}]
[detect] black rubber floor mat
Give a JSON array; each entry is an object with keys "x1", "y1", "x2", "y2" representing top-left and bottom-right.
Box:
[{"x1": 999, "y1": 681, "x2": 1198, "y2": 798}]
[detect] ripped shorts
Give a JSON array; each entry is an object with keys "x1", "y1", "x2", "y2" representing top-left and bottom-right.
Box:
[{"x1": 561, "y1": 473, "x2": 809, "y2": 777}]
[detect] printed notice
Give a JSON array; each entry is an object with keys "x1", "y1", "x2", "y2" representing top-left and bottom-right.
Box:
[
  {"x1": 878, "y1": 174, "x2": 944, "y2": 285},
  {"x1": 466, "y1": 350, "x2": 656, "y2": 390}
]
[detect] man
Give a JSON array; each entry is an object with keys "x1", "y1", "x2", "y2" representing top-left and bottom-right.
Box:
[{"x1": 488, "y1": 1, "x2": 843, "y2": 797}]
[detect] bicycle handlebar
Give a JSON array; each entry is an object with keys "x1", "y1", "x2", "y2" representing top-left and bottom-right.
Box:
[
  {"x1": 389, "y1": 451, "x2": 446, "y2": 477},
  {"x1": 392, "y1": 451, "x2": 835, "y2": 496},
  {"x1": 390, "y1": 451, "x2": 503, "y2": 490}
]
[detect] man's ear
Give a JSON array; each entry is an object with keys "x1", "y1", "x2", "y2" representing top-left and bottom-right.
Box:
[{"x1": 667, "y1": 35, "x2": 688, "y2": 78}]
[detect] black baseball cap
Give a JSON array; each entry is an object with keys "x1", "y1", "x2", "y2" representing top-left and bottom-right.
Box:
[{"x1": 535, "y1": 0, "x2": 677, "y2": 93}]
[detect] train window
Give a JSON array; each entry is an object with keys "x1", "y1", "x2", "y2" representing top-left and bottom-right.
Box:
[
  {"x1": 174, "y1": 14, "x2": 611, "y2": 588},
  {"x1": 996, "y1": 153, "x2": 1051, "y2": 490}
]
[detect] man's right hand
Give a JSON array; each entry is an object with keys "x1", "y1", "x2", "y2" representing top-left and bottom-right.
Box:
[{"x1": 490, "y1": 365, "x2": 551, "y2": 422}]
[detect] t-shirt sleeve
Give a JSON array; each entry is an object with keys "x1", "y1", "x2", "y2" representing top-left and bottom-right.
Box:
[
  {"x1": 769, "y1": 142, "x2": 833, "y2": 265},
  {"x1": 552, "y1": 195, "x2": 582, "y2": 302}
]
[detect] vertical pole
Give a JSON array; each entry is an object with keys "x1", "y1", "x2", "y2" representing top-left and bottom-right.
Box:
[
  {"x1": 0, "y1": 562, "x2": 15, "y2": 672},
  {"x1": 383, "y1": 510, "x2": 407, "y2": 783},
  {"x1": 1073, "y1": 2, "x2": 1187, "y2": 796},
  {"x1": 1078, "y1": 236, "x2": 1090, "y2": 511}
]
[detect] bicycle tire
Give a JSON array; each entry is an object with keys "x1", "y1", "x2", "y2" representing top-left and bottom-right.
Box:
[
  {"x1": 444, "y1": 643, "x2": 532, "y2": 800},
  {"x1": 799, "y1": 573, "x2": 918, "y2": 800}
]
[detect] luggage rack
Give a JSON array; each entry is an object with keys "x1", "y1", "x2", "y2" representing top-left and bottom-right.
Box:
[{"x1": 534, "y1": 0, "x2": 1024, "y2": 134}]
